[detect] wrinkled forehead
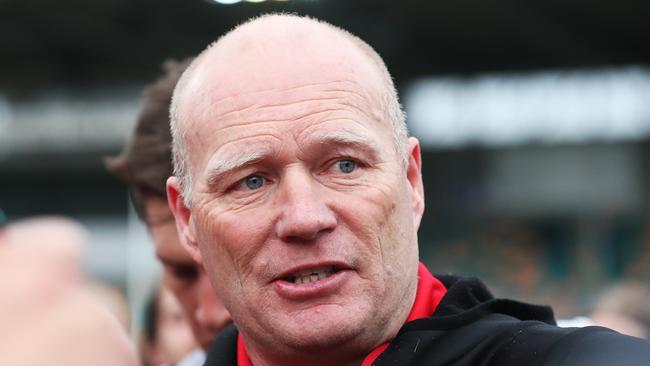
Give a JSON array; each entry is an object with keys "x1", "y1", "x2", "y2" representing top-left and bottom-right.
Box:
[{"x1": 176, "y1": 21, "x2": 387, "y2": 132}]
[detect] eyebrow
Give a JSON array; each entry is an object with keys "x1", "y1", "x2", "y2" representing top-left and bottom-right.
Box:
[
  {"x1": 307, "y1": 130, "x2": 382, "y2": 167},
  {"x1": 205, "y1": 149, "x2": 271, "y2": 189},
  {"x1": 314, "y1": 130, "x2": 379, "y2": 154}
]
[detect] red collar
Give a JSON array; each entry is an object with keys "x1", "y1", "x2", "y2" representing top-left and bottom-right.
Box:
[{"x1": 237, "y1": 262, "x2": 447, "y2": 366}]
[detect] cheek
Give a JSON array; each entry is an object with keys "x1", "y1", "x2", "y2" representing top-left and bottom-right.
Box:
[
  {"x1": 342, "y1": 178, "x2": 417, "y2": 269},
  {"x1": 172, "y1": 289, "x2": 197, "y2": 317},
  {"x1": 338, "y1": 179, "x2": 398, "y2": 240},
  {"x1": 193, "y1": 204, "x2": 273, "y2": 289}
]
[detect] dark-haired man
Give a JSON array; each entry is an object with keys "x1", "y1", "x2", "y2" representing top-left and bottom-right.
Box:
[{"x1": 107, "y1": 59, "x2": 231, "y2": 365}]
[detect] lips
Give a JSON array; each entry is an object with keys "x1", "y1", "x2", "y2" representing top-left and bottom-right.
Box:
[
  {"x1": 271, "y1": 260, "x2": 353, "y2": 290},
  {"x1": 272, "y1": 262, "x2": 351, "y2": 299},
  {"x1": 283, "y1": 266, "x2": 339, "y2": 285}
]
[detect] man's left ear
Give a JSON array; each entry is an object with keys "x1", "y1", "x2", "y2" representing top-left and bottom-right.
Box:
[{"x1": 405, "y1": 137, "x2": 425, "y2": 227}]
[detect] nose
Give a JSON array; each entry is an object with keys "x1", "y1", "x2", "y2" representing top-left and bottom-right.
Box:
[
  {"x1": 275, "y1": 168, "x2": 337, "y2": 242},
  {"x1": 195, "y1": 273, "x2": 231, "y2": 334}
]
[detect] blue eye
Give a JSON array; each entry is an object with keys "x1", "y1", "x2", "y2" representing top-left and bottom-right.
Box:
[
  {"x1": 244, "y1": 175, "x2": 264, "y2": 190},
  {"x1": 337, "y1": 159, "x2": 356, "y2": 173}
]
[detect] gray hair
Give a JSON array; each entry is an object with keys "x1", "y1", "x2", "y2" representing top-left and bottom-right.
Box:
[{"x1": 169, "y1": 14, "x2": 408, "y2": 207}]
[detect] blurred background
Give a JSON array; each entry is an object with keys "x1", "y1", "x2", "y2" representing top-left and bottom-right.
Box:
[{"x1": 2, "y1": 0, "x2": 650, "y2": 330}]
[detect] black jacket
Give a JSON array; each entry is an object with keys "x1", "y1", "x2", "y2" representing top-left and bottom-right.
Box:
[{"x1": 204, "y1": 275, "x2": 650, "y2": 365}]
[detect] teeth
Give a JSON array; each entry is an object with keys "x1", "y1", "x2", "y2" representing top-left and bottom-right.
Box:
[{"x1": 286, "y1": 266, "x2": 336, "y2": 285}]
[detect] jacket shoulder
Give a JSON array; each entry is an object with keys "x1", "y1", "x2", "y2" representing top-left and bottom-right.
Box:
[{"x1": 375, "y1": 275, "x2": 650, "y2": 365}]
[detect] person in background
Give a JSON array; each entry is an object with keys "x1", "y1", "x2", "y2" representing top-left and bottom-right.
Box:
[
  {"x1": 4, "y1": 214, "x2": 132, "y2": 329},
  {"x1": 0, "y1": 215, "x2": 138, "y2": 366},
  {"x1": 142, "y1": 285, "x2": 200, "y2": 366},
  {"x1": 106, "y1": 58, "x2": 231, "y2": 365},
  {"x1": 167, "y1": 13, "x2": 650, "y2": 365},
  {"x1": 557, "y1": 280, "x2": 650, "y2": 339},
  {"x1": 85, "y1": 280, "x2": 132, "y2": 332},
  {"x1": 589, "y1": 281, "x2": 650, "y2": 339}
]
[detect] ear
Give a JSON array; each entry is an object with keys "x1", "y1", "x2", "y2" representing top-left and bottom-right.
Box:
[
  {"x1": 405, "y1": 137, "x2": 425, "y2": 228},
  {"x1": 166, "y1": 176, "x2": 202, "y2": 265}
]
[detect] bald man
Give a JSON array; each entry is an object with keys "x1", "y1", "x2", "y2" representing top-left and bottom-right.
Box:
[{"x1": 167, "y1": 14, "x2": 650, "y2": 366}]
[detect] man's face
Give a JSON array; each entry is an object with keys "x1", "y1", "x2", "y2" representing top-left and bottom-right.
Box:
[
  {"x1": 145, "y1": 197, "x2": 231, "y2": 350},
  {"x1": 171, "y1": 45, "x2": 425, "y2": 355}
]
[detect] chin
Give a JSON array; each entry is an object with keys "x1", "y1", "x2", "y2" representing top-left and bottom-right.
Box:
[
  {"x1": 287, "y1": 329, "x2": 361, "y2": 351},
  {"x1": 274, "y1": 315, "x2": 368, "y2": 352},
  {"x1": 199, "y1": 339, "x2": 213, "y2": 352}
]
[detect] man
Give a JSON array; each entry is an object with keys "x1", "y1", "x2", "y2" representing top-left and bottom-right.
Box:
[
  {"x1": 167, "y1": 14, "x2": 650, "y2": 366},
  {"x1": 106, "y1": 59, "x2": 231, "y2": 363}
]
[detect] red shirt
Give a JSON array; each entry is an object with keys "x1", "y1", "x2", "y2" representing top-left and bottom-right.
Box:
[{"x1": 237, "y1": 262, "x2": 447, "y2": 366}]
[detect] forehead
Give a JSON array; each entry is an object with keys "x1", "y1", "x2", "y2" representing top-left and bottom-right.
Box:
[
  {"x1": 188, "y1": 80, "x2": 388, "y2": 177},
  {"x1": 180, "y1": 23, "x2": 386, "y2": 125},
  {"x1": 144, "y1": 197, "x2": 190, "y2": 258},
  {"x1": 189, "y1": 18, "x2": 384, "y2": 97},
  {"x1": 175, "y1": 19, "x2": 395, "y2": 171},
  {"x1": 150, "y1": 221, "x2": 193, "y2": 264},
  {"x1": 144, "y1": 196, "x2": 173, "y2": 222}
]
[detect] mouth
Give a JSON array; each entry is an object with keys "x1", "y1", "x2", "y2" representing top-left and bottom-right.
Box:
[
  {"x1": 283, "y1": 266, "x2": 341, "y2": 285},
  {"x1": 273, "y1": 262, "x2": 352, "y2": 300}
]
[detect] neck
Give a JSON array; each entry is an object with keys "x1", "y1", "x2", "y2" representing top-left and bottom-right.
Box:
[
  {"x1": 249, "y1": 349, "x2": 365, "y2": 366},
  {"x1": 244, "y1": 336, "x2": 370, "y2": 366}
]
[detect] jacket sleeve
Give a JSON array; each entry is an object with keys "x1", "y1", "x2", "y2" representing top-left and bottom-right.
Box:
[{"x1": 542, "y1": 326, "x2": 650, "y2": 366}]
